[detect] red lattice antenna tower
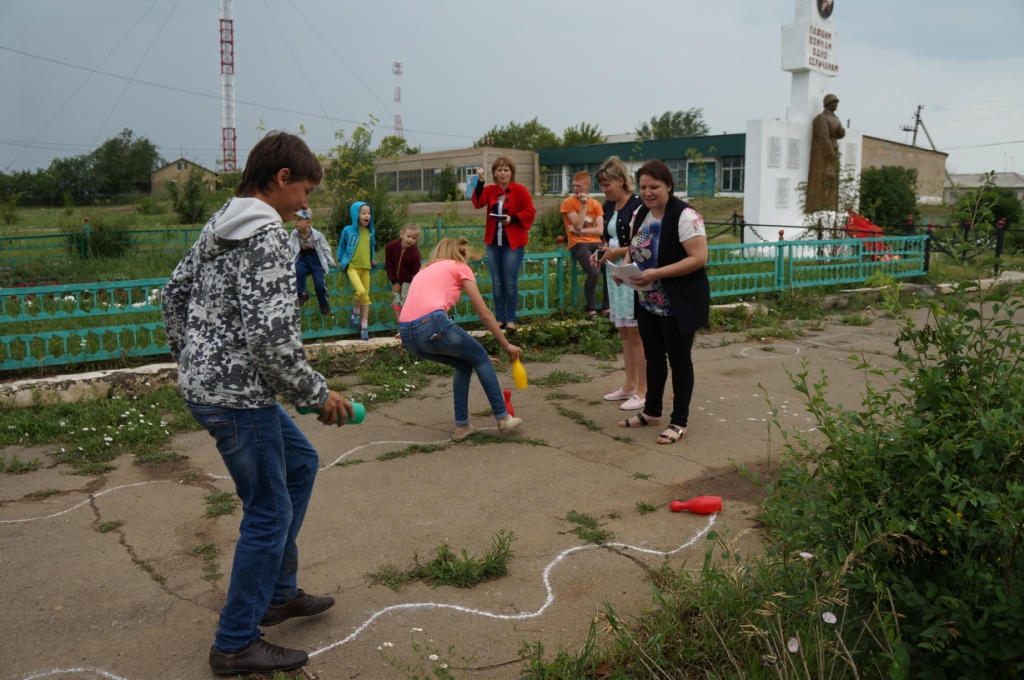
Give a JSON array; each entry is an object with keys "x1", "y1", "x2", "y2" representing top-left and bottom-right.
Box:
[
  {"x1": 219, "y1": 0, "x2": 237, "y2": 171},
  {"x1": 392, "y1": 60, "x2": 404, "y2": 139}
]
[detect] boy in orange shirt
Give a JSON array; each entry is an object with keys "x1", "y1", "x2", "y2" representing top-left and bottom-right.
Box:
[{"x1": 561, "y1": 171, "x2": 606, "y2": 318}]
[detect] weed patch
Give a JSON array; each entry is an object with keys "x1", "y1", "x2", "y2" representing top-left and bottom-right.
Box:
[
  {"x1": 188, "y1": 543, "x2": 223, "y2": 581},
  {"x1": 533, "y1": 370, "x2": 589, "y2": 386},
  {"x1": 98, "y1": 520, "x2": 124, "y2": 533},
  {"x1": 555, "y1": 405, "x2": 602, "y2": 432},
  {"x1": 204, "y1": 492, "x2": 239, "y2": 518},
  {"x1": 560, "y1": 510, "x2": 614, "y2": 545},
  {"x1": 377, "y1": 443, "x2": 446, "y2": 461},
  {"x1": 368, "y1": 530, "x2": 515, "y2": 591}
]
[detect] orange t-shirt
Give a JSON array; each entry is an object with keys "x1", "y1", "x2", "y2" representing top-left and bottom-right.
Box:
[
  {"x1": 560, "y1": 196, "x2": 604, "y2": 248},
  {"x1": 398, "y1": 260, "x2": 475, "y2": 322}
]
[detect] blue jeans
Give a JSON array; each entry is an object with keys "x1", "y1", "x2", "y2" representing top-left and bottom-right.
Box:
[
  {"x1": 399, "y1": 310, "x2": 508, "y2": 425},
  {"x1": 186, "y1": 402, "x2": 319, "y2": 652},
  {"x1": 295, "y1": 256, "x2": 329, "y2": 309},
  {"x1": 485, "y1": 243, "x2": 525, "y2": 324}
]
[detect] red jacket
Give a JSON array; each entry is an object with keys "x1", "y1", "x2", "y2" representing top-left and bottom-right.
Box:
[{"x1": 471, "y1": 181, "x2": 535, "y2": 249}]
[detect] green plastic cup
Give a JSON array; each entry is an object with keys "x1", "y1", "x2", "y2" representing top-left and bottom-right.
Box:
[{"x1": 297, "y1": 400, "x2": 365, "y2": 424}]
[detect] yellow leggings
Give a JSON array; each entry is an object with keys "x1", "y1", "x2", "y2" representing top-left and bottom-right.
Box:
[{"x1": 347, "y1": 267, "x2": 371, "y2": 305}]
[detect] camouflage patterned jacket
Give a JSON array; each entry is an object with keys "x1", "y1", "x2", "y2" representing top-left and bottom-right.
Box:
[{"x1": 162, "y1": 198, "x2": 328, "y2": 410}]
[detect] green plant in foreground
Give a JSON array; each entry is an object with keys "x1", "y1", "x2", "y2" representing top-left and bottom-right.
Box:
[
  {"x1": 99, "y1": 520, "x2": 124, "y2": 533},
  {"x1": 377, "y1": 629, "x2": 460, "y2": 679},
  {"x1": 561, "y1": 510, "x2": 614, "y2": 545},
  {"x1": 204, "y1": 492, "x2": 239, "y2": 518},
  {"x1": 369, "y1": 530, "x2": 515, "y2": 591},
  {"x1": 555, "y1": 405, "x2": 602, "y2": 432},
  {"x1": 635, "y1": 502, "x2": 656, "y2": 515},
  {"x1": 758, "y1": 274, "x2": 1024, "y2": 676},
  {"x1": 533, "y1": 370, "x2": 590, "y2": 386},
  {"x1": 188, "y1": 543, "x2": 223, "y2": 582},
  {"x1": 1, "y1": 454, "x2": 42, "y2": 474}
]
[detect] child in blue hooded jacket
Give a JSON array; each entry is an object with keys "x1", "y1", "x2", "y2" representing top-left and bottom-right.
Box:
[{"x1": 336, "y1": 201, "x2": 376, "y2": 340}]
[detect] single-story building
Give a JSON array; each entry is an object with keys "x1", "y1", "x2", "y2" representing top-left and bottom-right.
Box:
[
  {"x1": 945, "y1": 172, "x2": 1024, "y2": 207},
  {"x1": 371, "y1": 134, "x2": 948, "y2": 205},
  {"x1": 374, "y1": 147, "x2": 538, "y2": 196},
  {"x1": 861, "y1": 136, "x2": 948, "y2": 204},
  {"x1": 537, "y1": 134, "x2": 746, "y2": 198},
  {"x1": 150, "y1": 158, "x2": 218, "y2": 195}
]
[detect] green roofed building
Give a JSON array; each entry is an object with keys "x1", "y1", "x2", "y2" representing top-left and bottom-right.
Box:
[{"x1": 536, "y1": 133, "x2": 747, "y2": 197}]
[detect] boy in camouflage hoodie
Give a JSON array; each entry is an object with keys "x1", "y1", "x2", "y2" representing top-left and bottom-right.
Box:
[{"x1": 163, "y1": 131, "x2": 354, "y2": 676}]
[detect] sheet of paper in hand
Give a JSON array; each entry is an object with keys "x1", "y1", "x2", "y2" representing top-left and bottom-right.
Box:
[{"x1": 604, "y1": 261, "x2": 653, "y2": 292}]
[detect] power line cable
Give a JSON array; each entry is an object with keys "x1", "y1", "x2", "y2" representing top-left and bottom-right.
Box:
[
  {"x1": 2, "y1": 0, "x2": 162, "y2": 171},
  {"x1": 259, "y1": 0, "x2": 336, "y2": 137},
  {"x1": 90, "y1": 0, "x2": 181, "y2": 147},
  {"x1": 0, "y1": 45, "x2": 475, "y2": 143}
]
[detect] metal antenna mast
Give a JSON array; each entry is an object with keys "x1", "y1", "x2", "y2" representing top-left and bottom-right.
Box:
[
  {"x1": 392, "y1": 60, "x2": 404, "y2": 139},
  {"x1": 219, "y1": 0, "x2": 237, "y2": 171}
]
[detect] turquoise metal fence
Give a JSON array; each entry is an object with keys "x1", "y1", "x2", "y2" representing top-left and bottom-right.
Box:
[
  {"x1": 0, "y1": 227, "x2": 203, "y2": 267},
  {"x1": 0, "y1": 234, "x2": 926, "y2": 372}
]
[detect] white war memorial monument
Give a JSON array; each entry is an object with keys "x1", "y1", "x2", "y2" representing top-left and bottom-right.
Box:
[{"x1": 743, "y1": 0, "x2": 863, "y2": 242}]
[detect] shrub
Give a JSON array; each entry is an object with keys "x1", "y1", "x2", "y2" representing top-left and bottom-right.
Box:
[
  {"x1": 532, "y1": 206, "x2": 565, "y2": 246},
  {"x1": 429, "y1": 165, "x2": 460, "y2": 202},
  {"x1": 60, "y1": 215, "x2": 135, "y2": 258},
  {"x1": 1, "y1": 190, "x2": 23, "y2": 226},
  {"x1": 859, "y1": 165, "x2": 919, "y2": 229},
  {"x1": 759, "y1": 275, "x2": 1024, "y2": 676},
  {"x1": 164, "y1": 166, "x2": 210, "y2": 224}
]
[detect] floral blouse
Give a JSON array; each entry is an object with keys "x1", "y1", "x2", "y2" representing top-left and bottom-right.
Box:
[{"x1": 629, "y1": 207, "x2": 705, "y2": 316}]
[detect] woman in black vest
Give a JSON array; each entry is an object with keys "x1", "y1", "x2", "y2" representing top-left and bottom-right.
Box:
[{"x1": 617, "y1": 160, "x2": 710, "y2": 444}]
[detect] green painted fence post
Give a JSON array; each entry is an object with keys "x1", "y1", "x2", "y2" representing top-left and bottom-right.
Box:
[
  {"x1": 775, "y1": 230, "x2": 786, "y2": 293},
  {"x1": 434, "y1": 213, "x2": 443, "y2": 243},
  {"x1": 82, "y1": 217, "x2": 95, "y2": 259},
  {"x1": 556, "y1": 235, "x2": 566, "y2": 310}
]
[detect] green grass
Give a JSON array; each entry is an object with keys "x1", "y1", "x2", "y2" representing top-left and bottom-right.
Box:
[
  {"x1": 632, "y1": 471, "x2": 653, "y2": 480},
  {"x1": 98, "y1": 519, "x2": 124, "y2": 533},
  {"x1": 534, "y1": 370, "x2": 590, "y2": 386},
  {"x1": 188, "y1": 543, "x2": 224, "y2": 581},
  {"x1": 368, "y1": 529, "x2": 515, "y2": 591},
  {"x1": 204, "y1": 492, "x2": 240, "y2": 518},
  {"x1": 0, "y1": 454, "x2": 43, "y2": 474},
  {"x1": 377, "y1": 443, "x2": 446, "y2": 461},
  {"x1": 635, "y1": 501, "x2": 656, "y2": 515},
  {"x1": 0, "y1": 387, "x2": 196, "y2": 474},
  {"x1": 561, "y1": 510, "x2": 614, "y2": 545},
  {"x1": 555, "y1": 405, "x2": 602, "y2": 432}
]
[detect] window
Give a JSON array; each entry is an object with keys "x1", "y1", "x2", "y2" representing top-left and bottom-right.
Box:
[
  {"x1": 664, "y1": 159, "x2": 687, "y2": 189},
  {"x1": 545, "y1": 166, "x2": 563, "y2": 194},
  {"x1": 721, "y1": 156, "x2": 745, "y2": 193},
  {"x1": 176, "y1": 162, "x2": 186, "y2": 171},
  {"x1": 397, "y1": 169, "x2": 422, "y2": 192},
  {"x1": 569, "y1": 163, "x2": 602, "y2": 192}
]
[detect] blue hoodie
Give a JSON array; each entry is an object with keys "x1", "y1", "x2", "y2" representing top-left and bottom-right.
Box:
[{"x1": 336, "y1": 201, "x2": 376, "y2": 270}]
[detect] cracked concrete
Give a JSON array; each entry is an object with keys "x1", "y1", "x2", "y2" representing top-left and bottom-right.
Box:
[{"x1": 0, "y1": 309, "x2": 946, "y2": 679}]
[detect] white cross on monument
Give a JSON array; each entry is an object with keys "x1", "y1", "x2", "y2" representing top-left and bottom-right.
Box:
[{"x1": 742, "y1": 0, "x2": 862, "y2": 241}]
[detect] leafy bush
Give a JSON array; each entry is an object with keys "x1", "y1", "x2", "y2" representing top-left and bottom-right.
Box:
[
  {"x1": 759, "y1": 276, "x2": 1024, "y2": 676},
  {"x1": 532, "y1": 206, "x2": 565, "y2": 246},
  {"x1": 60, "y1": 215, "x2": 135, "y2": 258},
  {"x1": 429, "y1": 165, "x2": 460, "y2": 202},
  {"x1": 1, "y1": 190, "x2": 23, "y2": 226},
  {"x1": 859, "y1": 165, "x2": 919, "y2": 229},
  {"x1": 164, "y1": 166, "x2": 209, "y2": 224}
]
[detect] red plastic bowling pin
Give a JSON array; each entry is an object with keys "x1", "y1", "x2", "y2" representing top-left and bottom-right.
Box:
[
  {"x1": 669, "y1": 495, "x2": 722, "y2": 514},
  {"x1": 503, "y1": 389, "x2": 515, "y2": 417}
]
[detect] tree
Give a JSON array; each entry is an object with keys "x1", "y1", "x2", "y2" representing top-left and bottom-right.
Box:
[
  {"x1": 91, "y1": 129, "x2": 163, "y2": 195},
  {"x1": 635, "y1": 108, "x2": 710, "y2": 140},
  {"x1": 323, "y1": 117, "x2": 408, "y2": 245},
  {"x1": 430, "y1": 166, "x2": 460, "y2": 202},
  {"x1": 562, "y1": 122, "x2": 605, "y2": 147},
  {"x1": 474, "y1": 117, "x2": 560, "y2": 150},
  {"x1": 47, "y1": 154, "x2": 99, "y2": 202},
  {"x1": 858, "y1": 165, "x2": 919, "y2": 228},
  {"x1": 375, "y1": 135, "x2": 419, "y2": 159}
]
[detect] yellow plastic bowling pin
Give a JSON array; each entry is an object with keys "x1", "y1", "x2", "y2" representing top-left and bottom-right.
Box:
[{"x1": 512, "y1": 359, "x2": 528, "y2": 390}]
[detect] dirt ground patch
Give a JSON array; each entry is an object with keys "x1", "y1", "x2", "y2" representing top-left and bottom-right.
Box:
[{"x1": 0, "y1": 316, "x2": 906, "y2": 679}]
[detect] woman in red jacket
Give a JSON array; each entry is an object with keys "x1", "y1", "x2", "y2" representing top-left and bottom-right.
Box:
[{"x1": 472, "y1": 156, "x2": 536, "y2": 332}]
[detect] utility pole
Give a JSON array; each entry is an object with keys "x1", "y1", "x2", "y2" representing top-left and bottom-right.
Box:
[
  {"x1": 900, "y1": 105, "x2": 923, "y2": 147},
  {"x1": 219, "y1": 0, "x2": 237, "y2": 171}
]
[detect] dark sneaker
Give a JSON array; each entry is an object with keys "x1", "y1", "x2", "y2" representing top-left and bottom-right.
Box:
[
  {"x1": 320, "y1": 305, "x2": 331, "y2": 315},
  {"x1": 209, "y1": 635, "x2": 307, "y2": 675},
  {"x1": 297, "y1": 293, "x2": 309, "y2": 306},
  {"x1": 260, "y1": 589, "x2": 335, "y2": 627}
]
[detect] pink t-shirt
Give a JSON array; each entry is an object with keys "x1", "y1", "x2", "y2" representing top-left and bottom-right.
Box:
[{"x1": 398, "y1": 259, "x2": 475, "y2": 322}]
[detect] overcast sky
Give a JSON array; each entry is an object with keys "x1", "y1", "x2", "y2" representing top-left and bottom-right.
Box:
[{"x1": 2, "y1": 0, "x2": 1022, "y2": 178}]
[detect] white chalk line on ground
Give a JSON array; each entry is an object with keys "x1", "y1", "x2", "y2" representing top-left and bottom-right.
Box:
[{"x1": 8, "y1": 436, "x2": 715, "y2": 678}]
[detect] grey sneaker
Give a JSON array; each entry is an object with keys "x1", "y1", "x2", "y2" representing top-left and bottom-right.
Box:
[{"x1": 209, "y1": 635, "x2": 307, "y2": 675}]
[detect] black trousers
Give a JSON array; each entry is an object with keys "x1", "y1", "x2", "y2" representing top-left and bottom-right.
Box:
[{"x1": 636, "y1": 305, "x2": 695, "y2": 427}]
